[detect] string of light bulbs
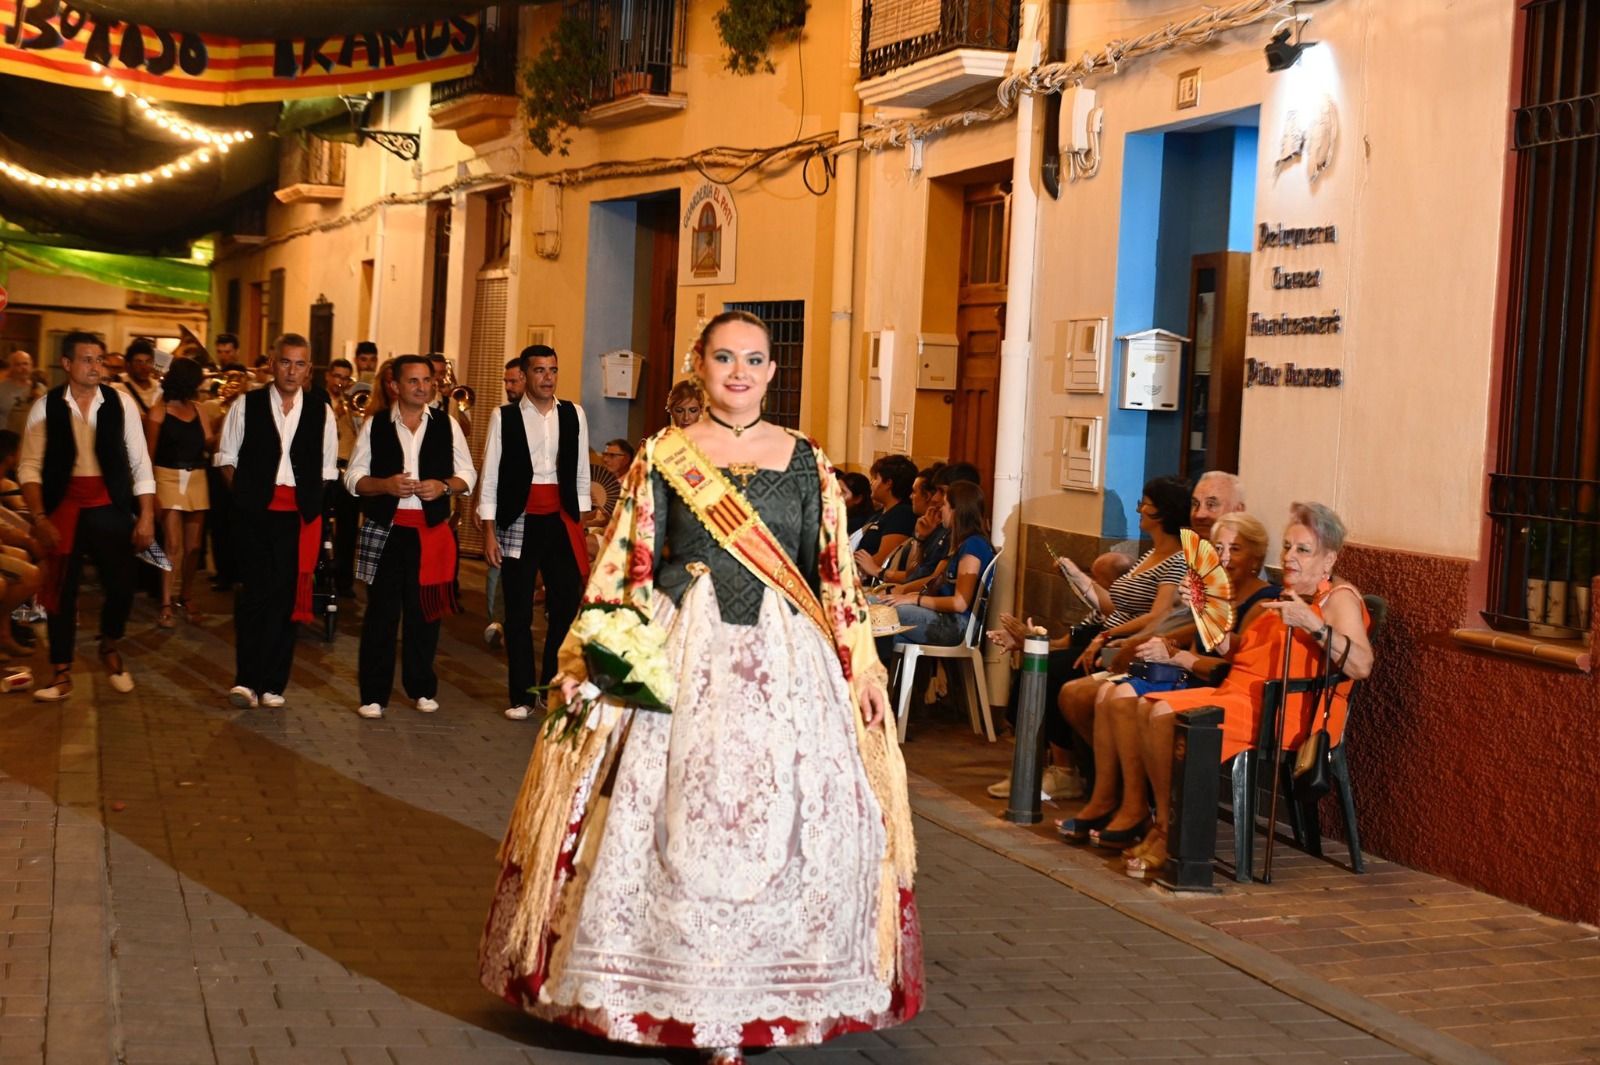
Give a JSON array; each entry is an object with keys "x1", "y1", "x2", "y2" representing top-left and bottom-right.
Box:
[{"x1": 0, "y1": 61, "x2": 257, "y2": 196}]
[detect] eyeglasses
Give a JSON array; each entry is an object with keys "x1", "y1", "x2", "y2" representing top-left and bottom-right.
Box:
[{"x1": 602, "y1": 450, "x2": 627, "y2": 460}]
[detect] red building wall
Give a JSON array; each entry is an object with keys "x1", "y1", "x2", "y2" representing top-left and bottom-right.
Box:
[{"x1": 1335, "y1": 544, "x2": 1600, "y2": 923}]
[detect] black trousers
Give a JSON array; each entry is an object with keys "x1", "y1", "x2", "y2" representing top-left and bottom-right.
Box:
[
  {"x1": 332, "y1": 481, "x2": 359, "y2": 595},
  {"x1": 207, "y1": 467, "x2": 238, "y2": 583},
  {"x1": 233, "y1": 508, "x2": 302, "y2": 694},
  {"x1": 357, "y1": 526, "x2": 440, "y2": 707},
  {"x1": 502, "y1": 512, "x2": 583, "y2": 708},
  {"x1": 47, "y1": 505, "x2": 134, "y2": 666}
]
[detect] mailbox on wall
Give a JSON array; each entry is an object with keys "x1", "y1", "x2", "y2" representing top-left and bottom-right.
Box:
[
  {"x1": 601, "y1": 349, "x2": 641, "y2": 399},
  {"x1": 1119, "y1": 328, "x2": 1188, "y2": 411}
]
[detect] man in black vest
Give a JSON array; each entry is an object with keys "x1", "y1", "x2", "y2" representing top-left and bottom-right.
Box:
[
  {"x1": 477, "y1": 344, "x2": 591, "y2": 721},
  {"x1": 18, "y1": 332, "x2": 156, "y2": 700},
  {"x1": 345, "y1": 355, "x2": 474, "y2": 719},
  {"x1": 214, "y1": 333, "x2": 337, "y2": 710}
]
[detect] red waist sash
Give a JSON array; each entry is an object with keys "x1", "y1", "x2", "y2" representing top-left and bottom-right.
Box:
[
  {"x1": 41, "y1": 476, "x2": 114, "y2": 613},
  {"x1": 270, "y1": 485, "x2": 321, "y2": 623},
  {"x1": 392, "y1": 508, "x2": 459, "y2": 621},
  {"x1": 525, "y1": 483, "x2": 590, "y2": 580}
]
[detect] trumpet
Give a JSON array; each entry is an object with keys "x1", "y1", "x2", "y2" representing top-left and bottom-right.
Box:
[{"x1": 450, "y1": 385, "x2": 474, "y2": 415}]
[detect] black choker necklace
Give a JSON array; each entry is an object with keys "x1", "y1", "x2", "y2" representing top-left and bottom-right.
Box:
[{"x1": 706, "y1": 409, "x2": 762, "y2": 437}]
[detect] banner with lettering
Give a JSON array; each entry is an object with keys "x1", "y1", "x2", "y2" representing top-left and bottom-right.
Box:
[{"x1": 0, "y1": 2, "x2": 480, "y2": 106}]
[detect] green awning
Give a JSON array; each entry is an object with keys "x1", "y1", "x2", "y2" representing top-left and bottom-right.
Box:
[{"x1": 0, "y1": 241, "x2": 210, "y2": 303}]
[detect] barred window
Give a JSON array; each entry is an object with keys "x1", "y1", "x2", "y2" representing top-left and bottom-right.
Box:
[
  {"x1": 1489, "y1": 0, "x2": 1600, "y2": 639},
  {"x1": 724, "y1": 299, "x2": 804, "y2": 430}
]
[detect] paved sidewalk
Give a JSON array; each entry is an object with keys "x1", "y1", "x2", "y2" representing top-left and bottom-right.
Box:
[
  {"x1": 906, "y1": 706, "x2": 1600, "y2": 1065},
  {"x1": 0, "y1": 577, "x2": 1563, "y2": 1063}
]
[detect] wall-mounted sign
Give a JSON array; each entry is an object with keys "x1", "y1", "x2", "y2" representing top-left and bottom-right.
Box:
[
  {"x1": 0, "y1": 3, "x2": 479, "y2": 105},
  {"x1": 1245, "y1": 358, "x2": 1343, "y2": 388},
  {"x1": 1251, "y1": 221, "x2": 1341, "y2": 338},
  {"x1": 1257, "y1": 222, "x2": 1337, "y2": 249},
  {"x1": 679, "y1": 181, "x2": 737, "y2": 287},
  {"x1": 1249, "y1": 310, "x2": 1342, "y2": 336},
  {"x1": 1176, "y1": 68, "x2": 1201, "y2": 110}
]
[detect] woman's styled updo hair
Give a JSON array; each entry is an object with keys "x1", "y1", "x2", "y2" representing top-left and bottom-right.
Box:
[{"x1": 694, "y1": 310, "x2": 771, "y2": 360}]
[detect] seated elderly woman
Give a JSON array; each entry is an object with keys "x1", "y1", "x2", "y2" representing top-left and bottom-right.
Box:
[
  {"x1": 873, "y1": 480, "x2": 995, "y2": 663},
  {"x1": 1059, "y1": 513, "x2": 1279, "y2": 871},
  {"x1": 1102, "y1": 502, "x2": 1374, "y2": 875}
]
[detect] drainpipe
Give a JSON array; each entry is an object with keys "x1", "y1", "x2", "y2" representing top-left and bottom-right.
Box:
[
  {"x1": 1039, "y1": 0, "x2": 1068, "y2": 199},
  {"x1": 987, "y1": 1, "x2": 1045, "y2": 704},
  {"x1": 826, "y1": 53, "x2": 863, "y2": 465},
  {"x1": 367, "y1": 91, "x2": 391, "y2": 352}
]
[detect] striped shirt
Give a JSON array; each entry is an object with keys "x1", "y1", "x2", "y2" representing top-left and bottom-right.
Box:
[{"x1": 1103, "y1": 549, "x2": 1187, "y2": 628}]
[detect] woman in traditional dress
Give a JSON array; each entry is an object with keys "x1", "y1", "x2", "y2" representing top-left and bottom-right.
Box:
[{"x1": 480, "y1": 311, "x2": 923, "y2": 1064}]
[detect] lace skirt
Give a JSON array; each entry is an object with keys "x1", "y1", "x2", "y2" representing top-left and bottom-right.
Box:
[{"x1": 480, "y1": 576, "x2": 922, "y2": 1049}]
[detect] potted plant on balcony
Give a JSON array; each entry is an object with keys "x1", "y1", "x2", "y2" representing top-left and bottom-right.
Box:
[
  {"x1": 523, "y1": 13, "x2": 607, "y2": 156},
  {"x1": 717, "y1": 0, "x2": 809, "y2": 75}
]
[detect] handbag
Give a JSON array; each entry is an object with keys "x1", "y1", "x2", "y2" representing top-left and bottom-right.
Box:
[
  {"x1": 1127, "y1": 658, "x2": 1190, "y2": 687},
  {"x1": 1291, "y1": 619, "x2": 1350, "y2": 803}
]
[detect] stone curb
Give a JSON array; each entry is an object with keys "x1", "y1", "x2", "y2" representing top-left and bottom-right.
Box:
[{"x1": 906, "y1": 775, "x2": 1506, "y2": 1065}]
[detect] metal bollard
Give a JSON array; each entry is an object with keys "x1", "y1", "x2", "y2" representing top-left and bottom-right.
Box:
[
  {"x1": 1158, "y1": 704, "x2": 1224, "y2": 892},
  {"x1": 1003, "y1": 635, "x2": 1051, "y2": 825}
]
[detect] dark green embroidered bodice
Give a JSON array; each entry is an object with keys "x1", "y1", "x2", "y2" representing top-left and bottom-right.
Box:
[{"x1": 652, "y1": 437, "x2": 821, "y2": 626}]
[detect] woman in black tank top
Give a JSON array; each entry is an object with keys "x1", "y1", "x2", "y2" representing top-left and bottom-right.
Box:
[{"x1": 146, "y1": 358, "x2": 217, "y2": 627}]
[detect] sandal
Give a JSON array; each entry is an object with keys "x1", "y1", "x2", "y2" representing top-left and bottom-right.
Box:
[
  {"x1": 1125, "y1": 830, "x2": 1169, "y2": 880},
  {"x1": 157, "y1": 603, "x2": 177, "y2": 629},
  {"x1": 33, "y1": 665, "x2": 72, "y2": 702},
  {"x1": 100, "y1": 642, "x2": 134, "y2": 694},
  {"x1": 178, "y1": 597, "x2": 205, "y2": 624}
]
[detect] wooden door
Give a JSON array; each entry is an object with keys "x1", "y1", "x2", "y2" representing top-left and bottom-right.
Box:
[
  {"x1": 950, "y1": 184, "x2": 1009, "y2": 500},
  {"x1": 1180, "y1": 251, "x2": 1250, "y2": 476},
  {"x1": 0, "y1": 311, "x2": 41, "y2": 361},
  {"x1": 639, "y1": 199, "x2": 679, "y2": 438}
]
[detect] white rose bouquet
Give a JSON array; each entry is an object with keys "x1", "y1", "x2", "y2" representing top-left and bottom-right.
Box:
[{"x1": 540, "y1": 603, "x2": 675, "y2": 744}]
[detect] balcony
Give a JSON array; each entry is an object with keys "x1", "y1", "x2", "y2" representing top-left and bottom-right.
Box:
[
  {"x1": 430, "y1": 4, "x2": 523, "y2": 147},
  {"x1": 856, "y1": 0, "x2": 1020, "y2": 110},
  {"x1": 274, "y1": 136, "x2": 345, "y2": 204},
  {"x1": 573, "y1": 0, "x2": 688, "y2": 126}
]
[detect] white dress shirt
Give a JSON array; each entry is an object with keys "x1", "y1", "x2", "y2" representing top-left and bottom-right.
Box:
[
  {"x1": 213, "y1": 386, "x2": 339, "y2": 484},
  {"x1": 343, "y1": 406, "x2": 476, "y2": 510},
  {"x1": 476, "y1": 397, "x2": 591, "y2": 521},
  {"x1": 18, "y1": 388, "x2": 156, "y2": 496}
]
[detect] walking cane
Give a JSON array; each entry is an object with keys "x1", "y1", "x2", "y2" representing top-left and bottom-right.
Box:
[{"x1": 1259, "y1": 612, "x2": 1296, "y2": 884}]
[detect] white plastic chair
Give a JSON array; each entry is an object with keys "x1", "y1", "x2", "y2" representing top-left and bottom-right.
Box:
[{"x1": 890, "y1": 547, "x2": 1003, "y2": 744}]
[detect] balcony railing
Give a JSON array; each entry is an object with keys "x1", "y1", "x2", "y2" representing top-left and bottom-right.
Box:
[
  {"x1": 275, "y1": 135, "x2": 345, "y2": 202},
  {"x1": 430, "y1": 4, "x2": 522, "y2": 107},
  {"x1": 567, "y1": 0, "x2": 687, "y2": 106},
  {"x1": 860, "y1": 0, "x2": 1019, "y2": 81}
]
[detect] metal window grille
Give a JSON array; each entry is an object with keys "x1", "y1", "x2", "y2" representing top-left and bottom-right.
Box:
[
  {"x1": 1488, "y1": 0, "x2": 1600, "y2": 638},
  {"x1": 860, "y1": 0, "x2": 1020, "y2": 81},
  {"x1": 724, "y1": 300, "x2": 804, "y2": 430},
  {"x1": 566, "y1": 0, "x2": 687, "y2": 105}
]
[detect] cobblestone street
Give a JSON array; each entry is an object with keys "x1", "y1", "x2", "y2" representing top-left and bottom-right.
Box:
[{"x1": 0, "y1": 579, "x2": 1571, "y2": 1063}]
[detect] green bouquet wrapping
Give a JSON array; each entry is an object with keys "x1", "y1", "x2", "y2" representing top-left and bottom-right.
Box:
[{"x1": 541, "y1": 603, "x2": 674, "y2": 744}]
